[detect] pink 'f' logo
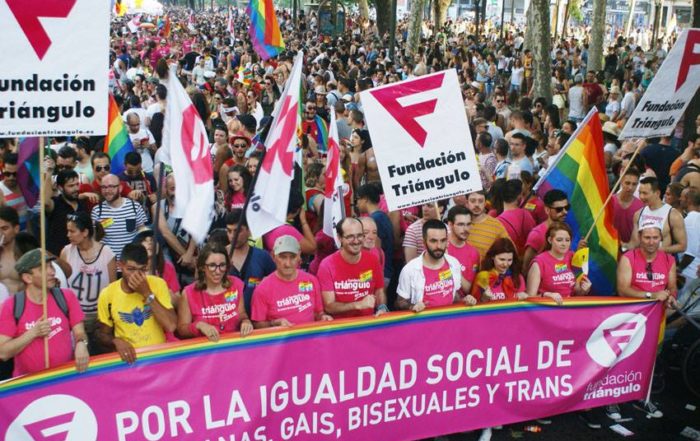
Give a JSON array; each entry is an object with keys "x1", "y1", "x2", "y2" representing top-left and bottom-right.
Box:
[
  {"x1": 369, "y1": 73, "x2": 445, "y2": 147},
  {"x1": 6, "y1": 0, "x2": 77, "y2": 60},
  {"x1": 180, "y1": 104, "x2": 213, "y2": 184},
  {"x1": 586, "y1": 313, "x2": 647, "y2": 367}
]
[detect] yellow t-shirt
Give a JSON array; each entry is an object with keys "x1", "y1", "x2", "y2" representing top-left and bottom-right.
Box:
[{"x1": 97, "y1": 275, "x2": 173, "y2": 348}]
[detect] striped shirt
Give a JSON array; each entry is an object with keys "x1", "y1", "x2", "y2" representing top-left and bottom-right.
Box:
[
  {"x1": 91, "y1": 198, "x2": 147, "y2": 260},
  {"x1": 467, "y1": 215, "x2": 510, "y2": 260},
  {"x1": 403, "y1": 219, "x2": 425, "y2": 256},
  {"x1": 0, "y1": 182, "x2": 28, "y2": 230}
]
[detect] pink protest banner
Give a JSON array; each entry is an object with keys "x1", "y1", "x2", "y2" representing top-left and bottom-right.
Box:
[{"x1": 0, "y1": 298, "x2": 662, "y2": 441}]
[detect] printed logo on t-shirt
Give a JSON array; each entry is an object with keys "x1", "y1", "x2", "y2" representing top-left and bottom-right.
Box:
[
  {"x1": 298, "y1": 281, "x2": 314, "y2": 292},
  {"x1": 555, "y1": 263, "x2": 568, "y2": 273},
  {"x1": 25, "y1": 316, "x2": 64, "y2": 340},
  {"x1": 276, "y1": 294, "x2": 313, "y2": 313},
  {"x1": 247, "y1": 277, "x2": 261, "y2": 287},
  {"x1": 100, "y1": 218, "x2": 114, "y2": 228},
  {"x1": 118, "y1": 306, "x2": 153, "y2": 327},
  {"x1": 439, "y1": 269, "x2": 452, "y2": 281},
  {"x1": 525, "y1": 203, "x2": 536, "y2": 210},
  {"x1": 359, "y1": 270, "x2": 373, "y2": 282},
  {"x1": 224, "y1": 290, "x2": 239, "y2": 303}
]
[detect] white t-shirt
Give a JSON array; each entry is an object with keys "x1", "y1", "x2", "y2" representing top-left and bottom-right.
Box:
[
  {"x1": 127, "y1": 128, "x2": 156, "y2": 173},
  {"x1": 605, "y1": 100, "x2": 621, "y2": 119},
  {"x1": 510, "y1": 67, "x2": 524, "y2": 86},
  {"x1": 568, "y1": 86, "x2": 586, "y2": 119},
  {"x1": 682, "y1": 211, "x2": 700, "y2": 280}
]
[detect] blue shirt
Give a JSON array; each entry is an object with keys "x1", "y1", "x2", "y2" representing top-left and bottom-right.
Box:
[{"x1": 229, "y1": 246, "x2": 276, "y2": 315}]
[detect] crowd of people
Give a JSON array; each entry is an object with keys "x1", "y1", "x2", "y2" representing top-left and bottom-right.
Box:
[{"x1": 0, "y1": 4, "x2": 698, "y2": 438}]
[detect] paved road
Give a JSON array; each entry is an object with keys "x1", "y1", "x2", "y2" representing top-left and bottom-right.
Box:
[{"x1": 437, "y1": 376, "x2": 700, "y2": 441}]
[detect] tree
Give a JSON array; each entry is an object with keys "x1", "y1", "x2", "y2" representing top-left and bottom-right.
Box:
[
  {"x1": 373, "y1": 0, "x2": 392, "y2": 36},
  {"x1": 433, "y1": 0, "x2": 452, "y2": 28},
  {"x1": 358, "y1": 0, "x2": 370, "y2": 21},
  {"x1": 588, "y1": 0, "x2": 606, "y2": 72},
  {"x1": 407, "y1": 0, "x2": 427, "y2": 56},
  {"x1": 523, "y1": 1, "x2": 535, "y2": 51},
  {"x1": 529, "y1": 0, "x2": 552, "y2": 102},
  {"x1": 561, "y1": 0, "x2": 583, "y2": 38}
]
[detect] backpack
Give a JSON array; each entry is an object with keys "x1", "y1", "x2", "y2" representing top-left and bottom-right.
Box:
[{"x1": 13, "y1": 288, "x2": 70, "y2": 324}]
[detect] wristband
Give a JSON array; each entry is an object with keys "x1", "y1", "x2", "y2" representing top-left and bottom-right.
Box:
[{"x1": 376, "y1": 304, "x2": 389, "y2": 313}]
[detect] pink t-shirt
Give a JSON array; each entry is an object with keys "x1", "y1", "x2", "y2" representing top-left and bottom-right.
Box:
[
  {"x1": 251, "y1": 271, "x2": 323, "y2": 325},
  {"x1": 263, "y1": 224, "x2": 304, "y2": 252},
  {"x1": 525, "y1": 222, "x2": 550, "y2": 254},
  {"x1": 447, "y1": 241, "x2": 480, "y2": 286},
  {"x1": 624, "y1": 249, "x2": 674, "y2": 293},
  {"x1": 229, "y1": 192, "x2": 246, "y2": 211},
  {"x1": 532, "y1": 251, "x2": 576, "y2": 296},
  {"x1": 0, "y1": 289, "x2": 85, "y2": 377},
  {"x1": 612, "y1": 196, "x2": 645, "y2": 243},
  {"x1": 524, "y1": 196, "x2": 547, "y2": 224},
  {"x1": 162, "y1": 260, "x2": 181, "y2": 293},
  {"x1": 498, "y1": 208, "x2": 536, "y2": 253},
  {"x1": 422, "y1": 262, "x2": 455, "y2": 307},
  {"x1": 317, "y1": 250, "x2": 385, "y2": 318},
  {"x1": 184, "y1": 276, "x2": 245, "y2": 333}
]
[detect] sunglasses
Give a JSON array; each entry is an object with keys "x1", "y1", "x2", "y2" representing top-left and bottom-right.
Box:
[
  {"x1": 3, "y1": 171, "x2": 17, "y2": 177},
  {"x1": 550, "y1": 204, "x2": 571, "y2": 213},
  {"x1": 233, "y1": 143, "x2": 248, "y2": 148},
  {"x1": 56, "y1": 164, "x2": 74, "y2": 170},
  {"x1": 496, "y1": 99, "x2": 504, "y2": 103},
  {"x1": 646, "y1": 262, "x2": 653, "y2": 281},
  {"x1": 95, "y1": 165, "x2": 111, "y2": 172}
]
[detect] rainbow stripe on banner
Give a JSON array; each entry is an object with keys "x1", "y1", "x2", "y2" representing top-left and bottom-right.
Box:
[
  {"x1": 104, "y1": 94, "x2": 134, "y2": 176},
  {"x1": 16, "y1": 138, "x2": 40, "y2": 208},
  {"x1": 534, "y1": 109, "x2": 619, "y2": 295},
  {"x1": 0, "y1": 297, "x2": 650, "y2": 397},
  {"x1": 247, "y1": 0, "x2": 285, "y2": 60}
]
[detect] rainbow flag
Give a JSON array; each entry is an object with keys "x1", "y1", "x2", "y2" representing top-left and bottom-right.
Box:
[
  {"x1": 314, "y1": 115, "x2": 329, "y2": 154},
  {"x1": 534, "y1": 109, "x2": 618, "y2": 295},
  {"x1": 247, "y1": 0, "x2": 285, "y2": 60},
  {"x1": 17, "y1": 138, "x2": 40, "y2": 208},
  {"x1": 104, "y1": 94, "x2": 134, "y2": 176},
  {"x1": 114, "y1": 0, "x2": 126, "y2": 16}
]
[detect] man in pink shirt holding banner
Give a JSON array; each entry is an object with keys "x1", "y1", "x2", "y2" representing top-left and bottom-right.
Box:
[
  {"x1": 252, "y1": 236, "x2": 332, "y2": 328},
  {"x1": 317, "y1": 217, "x2": 388, "y2": 318}
]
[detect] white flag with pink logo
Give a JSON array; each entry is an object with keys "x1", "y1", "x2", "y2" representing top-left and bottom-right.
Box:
[
  {"x1": 323, "y1": 111, "x2": 346, "y2": 244},
  {"x1": 246, "y1": 51, "x2": 304, "y2": 238},
  {"x1": 163, "y1": 65, "x2": 215, "y2": 243}
]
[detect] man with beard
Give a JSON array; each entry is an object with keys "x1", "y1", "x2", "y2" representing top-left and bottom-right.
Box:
[
  {"x1": 91, "y1": 174, "x2": 147, "y2": 260},
  {"x1": 446, "y1": 206, "x2": 480, "y2": 296},
  {"x1": 45, "y1": 170, "x2": 90, "y2": 256},
  {"x1": 1, "y1": 153, "x2": 27, "y2": 230},
  {"x1": 317, "y1": 217, "x2": 388, "y2": 318},
  {"x1": 396, "y1": 220, "x2": 475, "y2": 312}
]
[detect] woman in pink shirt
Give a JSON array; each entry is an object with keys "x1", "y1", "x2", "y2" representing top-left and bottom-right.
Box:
[
  {"x1": 526, "y1": 222, "x2": 591, "y2": 304},
  {"x1": 177, "y1": 244, "x2": 253, "y2": 342},
  {"x1": 471, "y1": 238, "x2": 528, "y2": 302},
  {"x1": 224, "y1": 165, "x2": 251, "y2": 212}
]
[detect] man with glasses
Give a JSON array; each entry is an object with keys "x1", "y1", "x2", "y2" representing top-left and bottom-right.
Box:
[
  {"x1": 56, "y1": 146, "x2": 89, "y2": 184},
  {"x1": 494, "y1": 93, "x2": 511, "y2": 122},
  {"x1": 251, "y1": 236, "x2": 332, "y2": 328},
  {"x1": 91, "y1": 174, "x2": 147, "y2": 260},
  {"x1": 218, "y1": 132, "x2": 250, "y2": 192},
  {"x1": 96, "y1": 243, "x2": 176, "y2": 363},
  {"x1": 396, "y1": 219, "x2": 473, "y2": 312},
  {"x1": 616, "y1": 220, "x2": 676, "y2": 419},
  {"x1": 522, "y1": 190, "x2": 571, "y2": 270},
  {"x1": 0, "y1": 152, "x2": 28, "y2": 231},
  {"x1": 318, "y1": 217, "x2": 388, "y2": 318},
  {"x1": 79, "y1": 152, "x2": 133, "y2": 212}
]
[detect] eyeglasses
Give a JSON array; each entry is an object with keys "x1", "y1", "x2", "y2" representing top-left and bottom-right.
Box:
[
  {"x1": 56, "y1": 164, "x2": 74, "y2": 170},
  {"x1": 95, "y1": 165, "x2": 111, "y2": 172},
  {"x1": 343, "y1": 234, "x2": 365, "y2": 242},
  {"x1": 205, "y1": 262, "x2": 228, "y2": 272},
  {"x1": 550, "y1": 204, "x2": 571, "y2": 213},
  {"x1": 2, "y1": 171, "x2": 17, "y2": 177},
  {"x1": 646, "y1": 262, "x2": 653, "y2": 281},
  {"x1": 100, "y1": 184, "x2": 120, "y2": 190}
]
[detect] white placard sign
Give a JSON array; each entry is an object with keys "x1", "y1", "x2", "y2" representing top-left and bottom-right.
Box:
[
  {"x1": 360, "y1": 69, "x2": 482, "y2": 211},
  {"x1": 0, "y1": 0, "x2": 110, "y2": 136},
  {"x1": 619, "y1": 28, "x2": 700, "y2": 139}
]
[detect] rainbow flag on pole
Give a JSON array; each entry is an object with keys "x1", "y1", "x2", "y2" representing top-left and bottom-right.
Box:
[
  {"x1": 533, "y1": 109, "x2": 619, "y2": 295},
  {"x1": 17, "y1": 138, "x2": 40, "y2": 208},
  {"x1": 247, "y1": 0, "x2": 285, "y2": 60},
  {"x1": 104, "y1": 94, "x2": 134, "y2": 176}
]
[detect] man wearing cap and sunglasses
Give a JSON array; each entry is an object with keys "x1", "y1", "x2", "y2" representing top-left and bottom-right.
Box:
[
  {"x1": 0, "y1": 249, "x2": 89, "y2": 377},
  {"x1": 522, "y1": 189, "x2": 571, "y2": 270},
  {"x1": 251, "y1": 235, "x2": 332, "y2": 328}
]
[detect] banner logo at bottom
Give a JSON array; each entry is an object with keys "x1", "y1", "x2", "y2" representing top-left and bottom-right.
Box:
[{"x1": 586, "y1": 313, "x2": 647, "y2": 367}]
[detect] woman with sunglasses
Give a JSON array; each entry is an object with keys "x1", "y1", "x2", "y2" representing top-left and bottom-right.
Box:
[
  {"x1": 177, "y1": 244, "x2": 253, "y2": 342},
  {"x1": 261, "y1": 76, "x2": 280, "y2": 117},
  {"x1": 526, "y1": 222, "x2": 591, "y2": 305},
  {"x1": 60, "y1": 212, "x2": 117, "y2": 344}
]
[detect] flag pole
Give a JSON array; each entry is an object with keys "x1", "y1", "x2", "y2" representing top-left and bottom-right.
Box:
[
  {"x1": 582, "y1": 139, "x2": 644, "y2": 243},
  {"x1": 38, "y1": 137, "x2": 49, "y2": 369},
  {"x1": 151, "y1": 162, "x2": 166, "y2": 275}
]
